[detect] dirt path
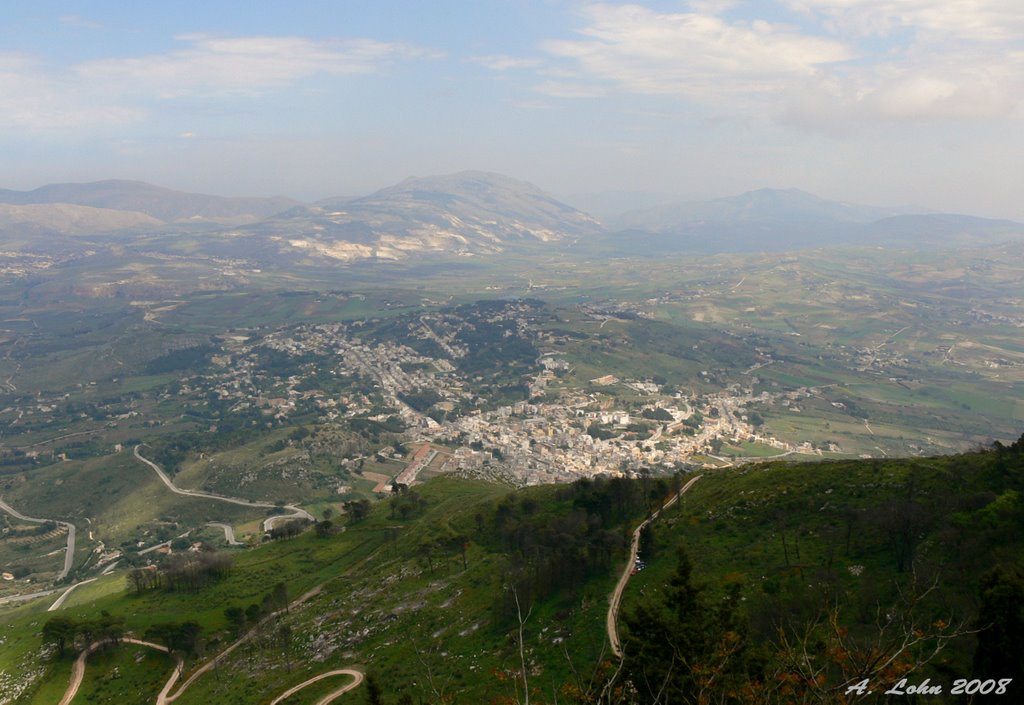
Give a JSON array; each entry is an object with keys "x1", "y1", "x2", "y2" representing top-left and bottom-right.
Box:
[
  {"x1": 156, "y1": 585, "x2": 324, "y2": 704},
  {"x1": 51, "y1": 521, "x2": 374, "y2": 705},
  {"x1": 607, "y1": 474, "x2": 702, "y2": 659},
  {"x1": 58, "y1": 638, "x2": 180, "y2": 705},
  {"x1": 267, "y1": 669, "x2": 364, "y2": 705},
  {"x1": 0, "y1": 586, "x2": 61, "y2": 605},
  {"x1": 55, "y1": 588, "x2": 360, "y2": 705},
  {"x1": 13, "y1": 429, "x2": 103, "y2": 450},
  {"x1": 133, "y1": 445, "x2": 314, "y2": 530}
]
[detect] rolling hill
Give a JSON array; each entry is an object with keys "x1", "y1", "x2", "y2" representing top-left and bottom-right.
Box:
[
  {"x1": 590, "y1": 188, "x2": 1024, "y2": 255},
  {"x1": 0, "y1": 203, "x2": 162, "y2": 235},
  {"x1": 0, "y1": 180, "x2": 299, "y2": 224}
]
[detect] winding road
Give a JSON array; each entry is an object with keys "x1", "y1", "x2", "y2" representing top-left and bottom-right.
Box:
[
  {"x1": 133, "y1": 445, "x2": 314, "y2": 532},
  {"x1": 207, "y1": 522, "x2": 243, "y2": 546},
  {"x1": 267, "y1": 669, "x2": 364, "y2": 705},
  {"x1": 60, "y1": 640, "x2": 361, "y2": 705},
  {"x1": 0, "y1": 496, "x2": 76, "y2": 581},
  {"x1": 56, "y1": 586, "x2": 363, "y2": 705},
  {"x1": 155, "y1": 585, "x2": 324, "y2": 704},
  {"x1": 607, "y1": 474, "x2": 702, "y2": 659},
  {"x1": 58, "y1": 638, "x2": 181, "y2": 705}
]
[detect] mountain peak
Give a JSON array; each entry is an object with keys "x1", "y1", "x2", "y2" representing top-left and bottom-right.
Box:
[
  {"x1": 364, "y1": 171, "x2": 557, "y2": 203},
  {"x1": 273, "y1": 171, "x2": 602, "y2": 261}
]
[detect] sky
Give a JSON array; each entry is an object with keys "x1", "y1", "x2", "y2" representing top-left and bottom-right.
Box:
[{"x1": 2, "y1": 1, "x2": 1023, "y2": 218}]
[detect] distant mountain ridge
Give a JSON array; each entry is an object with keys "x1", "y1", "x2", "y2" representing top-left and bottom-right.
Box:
[
  {"x1": 0, "y1": 180, "x2": 299, "y2": 223},
  {"x1": 0, "y1": 203, "x2": 162, "y2": 234},
  {"x1": 0, "y1": 176, "x2": 1020, "y2": 263},
  {"x1": 245, "y1": 171, "x2": 602, "y2": 261},
  {"x1": 609, "y1": 188, "x2": 906, "y2": 231},
  {"x1": 594, "y1": 187, "x2": 1023, "y2": 255}
]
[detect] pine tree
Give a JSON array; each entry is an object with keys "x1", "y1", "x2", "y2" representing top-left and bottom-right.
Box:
[
  {"x1": 365, "y1": 673, "x2": 385, "y2": 705},
  {"x1": 620, "y1": 547, "x2": 748, "y2": 704},
  {"x1": 42, "y1": 616, "x2": 77, "y2": 658},
  {"x1": 974, "y1": 564, "x2": 1024, "y2": 702}
]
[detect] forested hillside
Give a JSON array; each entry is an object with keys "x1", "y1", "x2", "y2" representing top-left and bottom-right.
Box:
[{"x1": 618, "y1": 436, "x2": 1024, "y2": 704}]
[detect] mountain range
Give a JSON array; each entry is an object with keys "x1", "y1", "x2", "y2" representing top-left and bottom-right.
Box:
[
  {"x1": 0, "y1": 172, "x2": 1020, "y2": 263},
  {"x1": 0, "y1": 180, "x2": 298, "y2": 224},
  {"x1": 594, "y1": 188, "x2": 1023, "y2": 254}
]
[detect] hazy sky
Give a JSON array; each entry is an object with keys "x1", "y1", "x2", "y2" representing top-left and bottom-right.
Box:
[{"x1": 3, "y1": 1, "x2": 1022, "y2": 218}]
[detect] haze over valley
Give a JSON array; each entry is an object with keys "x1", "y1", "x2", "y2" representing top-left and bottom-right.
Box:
[{"x1": 3, "y1": 2, "x2": 1024, "y2": 704}]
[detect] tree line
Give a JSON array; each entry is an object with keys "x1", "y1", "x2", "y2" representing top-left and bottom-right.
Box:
[
  {"x1": 42, "y1": 612, "x2": 125, "y2": 658},
  {"x1": 486, "y1": 474, "x2": 661, "y2": 627},
  {"x1": 128, "y1": 550, "x2": 232, "y2": 594}
]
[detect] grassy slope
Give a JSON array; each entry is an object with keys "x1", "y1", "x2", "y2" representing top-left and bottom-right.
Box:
[
  {"x1": 621, "y1": 446, "x2": 1024, "y2": 689},
  {"x1": 4, "y1": 443, "x2": 1023, "y2": 703},
  {"x1": 3, "y1": 451, "x2": 268, "y2": 554},
  {"x1": 5, "y1": 473, "x2": 638, "y2": 704}
]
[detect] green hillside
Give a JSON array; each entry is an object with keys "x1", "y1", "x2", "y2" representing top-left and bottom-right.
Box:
[
  {"x1": 618, "y1": 438, "x2": 1024, "y2": 704},
  {"x1": 2, "y1": 439, "x2": 1022, "y2": 704}
]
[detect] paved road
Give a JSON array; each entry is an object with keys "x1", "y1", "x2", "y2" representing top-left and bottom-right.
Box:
[
  {"x1": 48, "y1": 578, "x2": 98, "y2": 612},
  {"x1": 138, "y1": 530, "x2": 191, "y2": 556},
  {"x1": 262, "y1": 510, "x2": 315, "y2": 532},
  {"x1": 207, "y1": 522, "x2": 243, "y2": 545},
  {"x1": 606, "y1": 474, "x2": 702, "y2": 659},
  {"x1": 267, "y1": 669, "x2": 364, "y2": 705},
  {"x1": 133, "y1": 445, "x2": 314, "y2": 530},
  {"x1": 58, "y1": 638, "x2": 180, "y2": 705},
  {"x1": 0, "y1": 587, "x2": 60, "y2": 605},
  {"x1": 0, "y1": 496, "x2": 76, "y2": 581}
]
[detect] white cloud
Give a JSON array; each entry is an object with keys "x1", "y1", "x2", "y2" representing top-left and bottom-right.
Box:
[
  {"x1": 777, "y1": 0, "x2": 1024, "y2": 130},
  {"x1": 0, "y1": 35, "x2": 438, "y2": 131},
  {"x1": 76, "y1": 35, "x2": 437, "y2": 99},
  {"x1": 541, "y1": 4, "x2": 851, "y2": 100},
  {"x1": 531, "y1": 1, "x2": 1024, "y2": 129},
  {"x1": 473, "y1": 55, "x2": 544, "y2": 71},
  {"x1": 0, "y1": 53, "x2": 143, "y2": 130},
  {"x1": 784, "y1": 0, "x2": 1024, "y2": 42},
  {"x1": 780, "y1": 49, "x2": 1024, "y2": 133}
]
